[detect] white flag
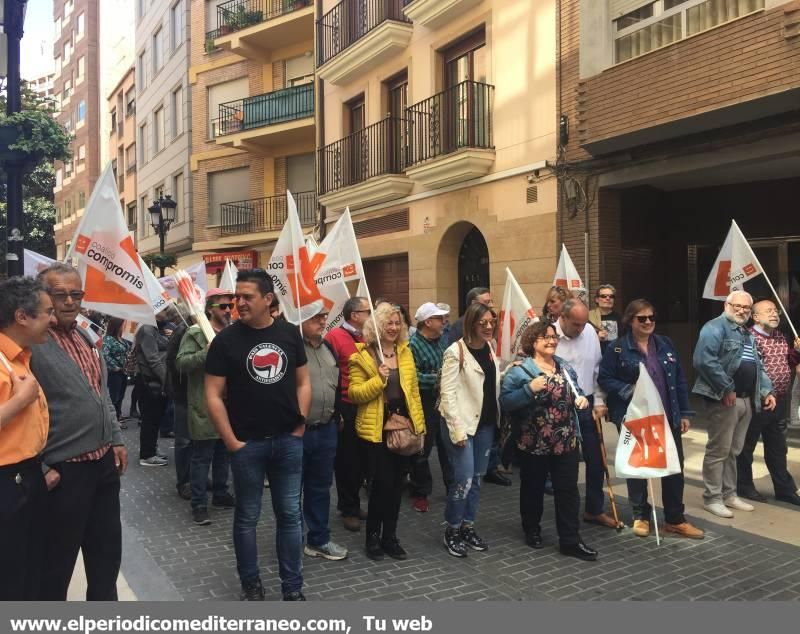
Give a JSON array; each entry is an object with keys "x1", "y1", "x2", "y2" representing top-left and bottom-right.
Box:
[
  {"x1": 553, "y1": 244, "x2": 585, "y2": 294},
  {"x1": 139, "y1": 256, "x2": 173, "y2": 315},
  {"x1": 220, "y1": 259, "x2": 238, "y2": 294},
  {"x1": 66, "y1": 164, "x2": 156, "y2": 326},
  {"x1": 159, "y1": 261, "x2": 208, "y2": 301},
  {"x1": 75, "y1": 313, "x2": 103, "y2": 348},
  {"x1": 497, "y1": 268, "x2": 539, "y2": 363},
  {"x1": 319, "y1": 209, "x2": 364, "y2": 283},
  {"x1": 702, "y1": 220, "x2": 763, "y2": 300},
  {"x1": 24, "y1": 249, "x2": 55, "y2": 275},
  {"x1": 615, "y1": 364, "x2": 682, "y2": 479}
]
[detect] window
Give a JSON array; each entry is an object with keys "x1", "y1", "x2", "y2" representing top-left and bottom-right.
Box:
[
  {"x1": 171, "y1": 86, "x2": 184, "y2": 138},
  {"x1": 154, "y1": 107, "x2": 165, "y2": 154},
  {"x1": 139, "y1": 123, "x2": 148, "y2": 164},
  {"x1": 78, "y1": 191, "x2": 86, "y2": 209},
  {"x1": 126, "y1": 89, "x2": 136, "y2": 117},
  {"x1": 207, "y1": 78, "x2": 248, "y2": 138},
  {"x1": 55, "y1": 55, "x2": 62, "y2": 76},
  {"x1": 63, "y1": 78, "x2": 72, "y2": 100},
  {"x1": 56, "y1": 168, "x2": 63, "y2": 187},
  {"x1": 205, "y1": 0, "x2": 229, "y2": 32},
  {"x1": 127, "y1": 202, "x2": 137, "y2": 230},
  {"x1": 126, "y1": 143, "x2": 136, "y2": 172},
  {"x1": 55, "y1": 16, "x2": 62, "y2": 38},
  {"x1": 286, "y1": 54, "x2": 314, "y2": 87},
  {"x1": 140, "y1": 195, "x2": 149, "y2": 236},
  {"x1": 77, "y1": 100, "x2": 86, "y2": 122},
  {"x1": 172, "y1": 172, "x2": 184, "y2": 223},
  {"x1": 208, "y1": 167, "x2": 249, "y2": 225},
  {"x1": 137, "y1": 0, "x2": 146, "y2": 21},
  {"x1": 77, "y1": 56, "x2": 85, "y2": 82},
  {"x1": 63, "y1": 40, "x2": 71, "y2": 64},
  {"x1": 78, "y1": 144, "x2": 86, "y2": 162},
  {"x1": 76, "y1": 12, "x2": 85, "y2": 38},
  {"x1": 64, "y1": 0, "x2": 73, "y2": 18},
  {"x1": 111, "y1": 109, "x2": 117, "y2": 133},
  {"x1": 171, "y1": 0, "x2": 184, "y2": 52},
  {"x1": 153, "y1": 28, "x2": 163, "y2": 74},
  {"x1": 65, "y1": 199, "x2": 73, "y2": 218},
  {"x1": 137, "y1": 52, "x2": 146, "y2": 90},
  {"x1": 287, "y1": 154, "x2": 315, "y2": 194}
]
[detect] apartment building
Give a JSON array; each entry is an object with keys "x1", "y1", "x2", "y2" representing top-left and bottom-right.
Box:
[
  {"x1": 188, "y1": 0, "x2": 316, "y2": 278},
  {"x1": 52, "y1": 0, "x2": 99, "y2": 259},
  {"x1": 27, "y1": 73, "x2": 56, "y2": 100},
  {"x1": 108, "y1": 66, "x2": 138, "y2": 243},
  {"x1": 558, "y1": 0, "x2": 800, "y2": 364},
  {"x1": 316, "y1": 0, "x2": 559, "y2": 314},
  {"x1": 135, "y1": 0, "x2": 194, "y2": 259}
]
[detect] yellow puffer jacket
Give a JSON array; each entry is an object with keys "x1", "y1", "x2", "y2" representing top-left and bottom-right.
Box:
[{"x1": 347, "y1": 341, "x2": 426, "y2": 444}]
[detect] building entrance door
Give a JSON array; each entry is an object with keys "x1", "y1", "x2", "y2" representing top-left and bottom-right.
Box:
[{"x1": 458, "y1": 226, "x2": 490, "y2": 315}]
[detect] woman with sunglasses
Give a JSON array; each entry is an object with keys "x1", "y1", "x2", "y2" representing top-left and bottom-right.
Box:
[
  {"x1": 500, "y1": 321, "x2": 597, "y2": 560},
  {"x1": 438, "y1": 303, "x2": 500, "y2": 557},
  {"x1": 598, "y1": 299, "x2": 704, "y2": 539}
]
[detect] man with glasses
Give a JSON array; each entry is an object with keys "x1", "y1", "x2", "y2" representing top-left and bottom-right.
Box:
[
  {"x1": 31, "y1": 263, "x2": 127, "y2": 600},
  {"x1": 589, "y1": 284, "x2": 620, "y2": 354},
  {"x1": 176, "y1": 289, "x2": 237, "y2": 526},
  {"x1": 301, "y1": 307, "x2": 348, "y2": 561},
  {"x1": 736, "y1": 299, "x2": 800, "y2": 506},
  {"x1": 693, "y1": 291, "x2": 776, "y2": 518},
  {"x1": 325, "y1": 296, "x2": 370, "y2": 532}
]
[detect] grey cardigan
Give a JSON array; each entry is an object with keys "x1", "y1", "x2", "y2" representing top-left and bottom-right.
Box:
[{"x1": 30, "y1": 329, "x2": 124, "y2": 469}]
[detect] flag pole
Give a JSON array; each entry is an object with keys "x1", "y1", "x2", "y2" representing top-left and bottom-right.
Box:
[
  {"x1": 734, "y1": 221, "x2": 798, "y2": 339},
  {"x1": 647, "y1": 478, "x2": 661, "y2": 546}
]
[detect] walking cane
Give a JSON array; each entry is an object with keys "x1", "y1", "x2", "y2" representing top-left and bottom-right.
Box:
[{"x1": 595, "y1": 416, "x2": 625, "y2": 532}]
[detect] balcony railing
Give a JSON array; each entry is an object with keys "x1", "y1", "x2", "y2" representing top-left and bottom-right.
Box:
[
  {"x1": 406, "y1": 80, "x2": 494, "y2": 167},
  {"x1": 318, "y1": 117, "x2": 406, "y2": 195},
  {"x1": 217, "y1": 83, "x2": 314, "y2": 137},
  {"x1": 216, "y1": 0, "x2": 313, "y2": 36},
  {"x1": 221, "y1": 191, "x2": 317, "y2": 235},
  {"x1": 317, "y1": 0, "x2": 410, "y2": 67}
]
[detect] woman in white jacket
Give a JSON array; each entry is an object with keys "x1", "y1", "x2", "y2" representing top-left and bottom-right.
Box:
[{"x1": 438, "y1": 302, "x2": 500, "y2": 558}]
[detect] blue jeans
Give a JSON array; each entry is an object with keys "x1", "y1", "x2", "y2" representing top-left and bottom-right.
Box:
[
  {"x1": 229, "y1": 434, "x2": 303, "y2": 594},
  {"x1": 190, "y1": 439, "x2": 230, "y2": 510},
  {"x1": 302, "y1": 422, "x2": 338, "y2": 547},
  {"x1": 106, "y1": 371, "x2": 127, "y2": 419},
  {"x1": 442, "y1": 423, "x2": 495, "y2": 527}
]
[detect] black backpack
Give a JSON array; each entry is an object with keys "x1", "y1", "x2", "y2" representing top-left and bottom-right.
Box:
[{"x1": 165, "y1": 322, "x2": 190, "y2": 403}]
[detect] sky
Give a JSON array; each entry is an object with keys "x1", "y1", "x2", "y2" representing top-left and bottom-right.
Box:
[{"x1": 21, "y1": 0, "x2": 55, "y2": 80}]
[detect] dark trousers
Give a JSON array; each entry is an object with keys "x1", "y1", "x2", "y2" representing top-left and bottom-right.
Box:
[
  {"x1": 335, "y1": 402, "x2": 364, "y2": 517},
  {"x1": 362, "y1": 439, "x2": 412, "y2": 540},
  {"x1": 173, "y1": 401, "x2": 193, "y2": 488},
  {"x1": 160, "y1": 400, "x2": 175, "y2": 437},
  {"x1": 409, "y1": 390, "x2": 452, "y2": 498},
  {"x1": 106, "y1": 370, "x2": 127, "y2": 419},
  {"x1": 626, "y1": 422, "x2": 686, "y2": 524},
  {"x1": 518, "y1": 448, "x2": 581, "y2": 546},
  {"x1": 40, "y1": 451, "x2": 121, "y2": 601},
  {"x1": 138, "y1": 377, "x2": 166, "y2": 460},
  {"x1": 0, "y1": 458, "x2": 47, "y2": 600},
  {"x1": 190, "y1": 439, "x2": 230, "y2": 510},
  {"x1": 577, "y1": 403, "x2": 606, "y2": 515},
  {"x1": 737, "y1": 395, "x2": 797, "y2": 497},
  {"x1": 128, "y1": 377, "x2": 140, "y2": 417},
  {"x1": 302, "y1": 421, "x2": 338, "y2": 547}
]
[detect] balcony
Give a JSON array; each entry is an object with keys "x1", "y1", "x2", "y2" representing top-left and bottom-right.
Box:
[
  {"x1": 211, "y1": 0, "x2": 315, "y2": 61},
  {"x1": 317, "y1": 0, "x2": 412, "y2": 86},
  {"x1": 405, "y1": 80, "x2": 495, "y2": 189},
  {"x1": 318, "y1": 116, "x2": 412, "y2": 213},
  {"x1": 221, "y1": 191, "x2": 317, "y2": 237},
  {"x1": 402, "y1": 0, "x2": 481, "y2": 29},
  {"x1": 213, "y1": 83, "x2": 315, "y2": 153}
]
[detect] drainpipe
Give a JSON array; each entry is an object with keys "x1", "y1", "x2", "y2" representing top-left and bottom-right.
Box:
[{"x1": 315, "y1": 0, "x2": 326, "y2": 240}]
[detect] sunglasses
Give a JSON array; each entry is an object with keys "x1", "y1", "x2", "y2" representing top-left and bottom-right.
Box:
[
  {"x1": 48, "y1": 290, "x2": 85, "y2": 303},
  {"x1": 597, "y1": 294, "x2": 615, "y2": 299},
  {"x1": 210, "y1": 303, "x2": 234, "y2": 310},
  {"x1": 635, "y1": 315, "x2": 657, "y2": 324},
  {"x1": 478, "y1": 319, "x2": 497, "y2": 328}
]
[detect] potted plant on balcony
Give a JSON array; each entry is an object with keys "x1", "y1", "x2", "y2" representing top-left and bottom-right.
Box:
[
  {"x1": 290, "y1": 0, "x2": 308, "y2": 10},
  {"x1": 205, "y1": 36, "x2": 219, "y2": 53}
]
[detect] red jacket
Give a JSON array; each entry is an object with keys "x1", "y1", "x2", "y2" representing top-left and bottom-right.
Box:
[{"x1": 324, "y1": 325, "x2": 363, "y2": 404}]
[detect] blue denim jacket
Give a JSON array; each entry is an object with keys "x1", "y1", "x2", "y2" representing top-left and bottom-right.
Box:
[
  {"x1": 598, "y1": 333, "x2": 693, "y2": 430},
  {"x1": 692, "y1": 313, "x2": 773, "y2": 411}
]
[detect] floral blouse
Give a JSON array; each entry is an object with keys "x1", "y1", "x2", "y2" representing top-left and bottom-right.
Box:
[{"x1": 102, "y1": 336, "x2": 130, "y2": 372}]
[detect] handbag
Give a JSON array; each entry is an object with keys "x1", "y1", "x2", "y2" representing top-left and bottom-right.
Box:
[{"x1": 383, "y1": 411, "x2": 425, "y2": 456}]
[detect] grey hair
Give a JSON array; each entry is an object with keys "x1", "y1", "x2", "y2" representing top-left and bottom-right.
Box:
[
  {"x1": 0, "y1": 277, "x2": 47, "y2": 329},
  {"x1": 562, "y1": 297, "x2": 588, "y2": 317},
  {"x1": 343, "y1": 296, "x2": 368, "y2": 322},
  {"x1": 726, "y1": 290, "x2": 753, "y2": 304},
  {"x1": 37, "y1": 262, "x2": 81, "y2": 284},
  {"x1": 596, "y1": 284, "x2": 616, "y2": 296}
]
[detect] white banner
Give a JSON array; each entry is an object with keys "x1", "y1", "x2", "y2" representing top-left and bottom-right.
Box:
[
  {"x1": 24, "y1": 249, "x2": 55, "y2": 275},
  {"x1": 702, "y1": 220, "x2": 763, "y2": 300},
  {"x1": 554, "y1": 244, "x2": 585, "y2": 294},
  {"x1": 139, "y1": 256, "x2": 173, "y2": 315},
  {"x1": 159, "y1": 261, "x2": 208, "y2": 301},
  {"x1": 497, "y1": 268, "x2": 538, "y2": 363},
  {"x1": 220, "y1": 259, "x2": 238, "y2": 294}
]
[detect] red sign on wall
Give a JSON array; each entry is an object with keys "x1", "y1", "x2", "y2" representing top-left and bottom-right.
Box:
[{"x1": 203, "y1": 250, "x2": 258, "y2": 274}]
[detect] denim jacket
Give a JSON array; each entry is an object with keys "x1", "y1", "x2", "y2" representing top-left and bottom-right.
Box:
[
  {"x1": 598, "y1": 333, "x2": 693, "y2": 430},
  {"x1": 692, "y1": 313, "x2": 773, "y2": 411}
]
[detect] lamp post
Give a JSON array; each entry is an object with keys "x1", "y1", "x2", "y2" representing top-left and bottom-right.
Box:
[
  {"x1": 148, "y1": 194, "x2": 177, "y2": 277},
  {"x1": 1, "y1": 0, "x2": 28, "y2": 277}
]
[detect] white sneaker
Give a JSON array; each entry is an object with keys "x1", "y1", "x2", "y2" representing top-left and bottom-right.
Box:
[
  {"x1": 724, "y1": 496, "x2": 754, "y2": 512},
  {"x1": 703, "y1": 502, "x2": 734, "y2": 518},
  {"x1": 304, "y1": 541, "x2": 348, "y2": 561}
]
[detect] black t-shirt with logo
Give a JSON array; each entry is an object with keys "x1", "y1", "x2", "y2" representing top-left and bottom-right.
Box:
[{"x1": 205, "y1": 319, "x2": 307, "y2": 440}]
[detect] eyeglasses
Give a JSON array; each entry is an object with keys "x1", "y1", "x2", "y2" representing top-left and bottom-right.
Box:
[
  {"x1": 635, "y1": 315, "x2": 657, "y2": 324},
  {"x1": 210, "y1": 303, "x2": 234, "y2": 310},
  {"x1": 537, "y1": 335, "x2": 559, "y2": 342},
  {"x1": 478, "y1": 319, "x2": 497, "y2": 328},
  {"x1": 759, "y1": 308, "x2": 781, "y2": 316},
  {"x1": 726, "y1": 302, "x2": 752, "y2": 312},
  {"x1": 353, "y1": 309, "x2": 372, "y2": 315},
  {"x1": 48, "y1": 290, "x2": 85, "y2": 303},
  {"x1": 597, "y1": 294, "x2": 615, "y2": 299}
]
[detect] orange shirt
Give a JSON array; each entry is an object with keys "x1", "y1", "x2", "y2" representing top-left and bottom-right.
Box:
[{"x1": 0, "y1": 333, "x2": 49, "y2": 466}]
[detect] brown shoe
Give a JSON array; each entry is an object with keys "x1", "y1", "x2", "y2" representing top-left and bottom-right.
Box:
[
  {"x1": 632, "y1": 519, "x2": 650, "y2": 537},
  {"x1": 663, "y1": 521, "x2": 705, "y2": 539},
  {"x1": 342, "y1": 516, "x2": 361, "y2": 532},
  {"x1": 583, "y1": 512, "x2": 619, "y2": 529}
]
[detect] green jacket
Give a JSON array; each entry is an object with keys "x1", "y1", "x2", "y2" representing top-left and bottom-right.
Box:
[{"x1": 175, "y1": 325, "x2": 217, "y2": 440}]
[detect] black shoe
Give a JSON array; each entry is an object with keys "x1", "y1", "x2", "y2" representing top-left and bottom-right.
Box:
[
  {"x1": 177, "y1": 483, "x2": 191, "y2": 501},
  {"x1": 366, "y1": 533, "x2": 384, "y2": 560},
  {"x1": 160, "y1": 431, "x2": 176, "y2": 439},
  {"x1": 484, "y1": 469, "x2": 512, "y2": 486},
  {"x1": 283, "y1": 591, "x2": 306, "y2": 601},
  {"x1": 212, "y1": 493, "x2": 236, "y2": 509},
  {"x1": 381, "y1": 536, "x2": 407, "y2": 560},
  {"x1": 525, "y1": 531, "x2": 544, "y2": 549},
  {"x1": 559, "y1": 541, "x2": 598, "y2": 562},
  {"x1": 192, "y1": 508, "x2": 211, "y2": 526},
  {"x1": 739, "y1": 486, "x2": 768, "y2": 503},
  {"x1": 459, "y1": 525, "x2": 488, "y2": 551},
  {"x1": 776, "y1": 492, "x2": 800, "y2": 506},
  {"x1": 240, "y1": 578, "x2": 265, "y2": 601},
  {"x1": 443, "y1": 527, "x2": 468, "y2": 558}
]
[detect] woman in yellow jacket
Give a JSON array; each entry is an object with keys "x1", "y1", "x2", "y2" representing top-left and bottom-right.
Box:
[{"x1": 348, "y1": 303, "x2": 425, "y2": 561}]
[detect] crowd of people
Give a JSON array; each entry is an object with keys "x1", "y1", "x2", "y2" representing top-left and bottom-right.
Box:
[{"x1": 1, "y1": 264, "x2": 799, "y2": 602}]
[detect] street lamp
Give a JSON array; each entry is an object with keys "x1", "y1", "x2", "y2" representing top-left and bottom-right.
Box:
[{"x1": 148, "y1": 194, "x2": 177, "y2": 277}]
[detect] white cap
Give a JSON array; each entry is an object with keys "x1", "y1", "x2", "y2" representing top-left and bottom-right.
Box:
[
  {"x1": 414, "y1": 302, "x2": 449, "y2": 323},
  {"x1": 435, "y1": 302, "x2": 451, "y2": 314}
]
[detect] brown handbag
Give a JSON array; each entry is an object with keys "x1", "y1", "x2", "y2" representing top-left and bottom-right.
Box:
[{"x1": 383, "y1": 411, "x2": 425, "y2": 456}]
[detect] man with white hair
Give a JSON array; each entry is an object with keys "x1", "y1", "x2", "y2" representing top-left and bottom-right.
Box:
[{"x1": 693, "y1": 291, "x2": 776, "y2": 518}]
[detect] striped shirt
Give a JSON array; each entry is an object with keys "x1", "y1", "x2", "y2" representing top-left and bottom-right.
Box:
[{"x1": 741, "y1": 341, "x2": 757, "y2": 363}]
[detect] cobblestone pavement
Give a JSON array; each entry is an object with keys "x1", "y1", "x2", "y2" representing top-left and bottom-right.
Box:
[{"x1": 117, "y1": 422, "x2": 800, "y2": 602}]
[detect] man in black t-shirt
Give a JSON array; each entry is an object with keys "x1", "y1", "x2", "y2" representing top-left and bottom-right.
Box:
[
  {"x1": 205, "y1": 270, "x2": 310, "y2": 602},
  {"x1": 589, "y1": 284, "x2": 621, "y2": 354}
]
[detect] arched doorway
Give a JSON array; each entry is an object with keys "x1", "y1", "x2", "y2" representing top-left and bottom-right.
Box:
[{"x1": 458, "y1": 226, "x2": 490, "y2": 315}]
